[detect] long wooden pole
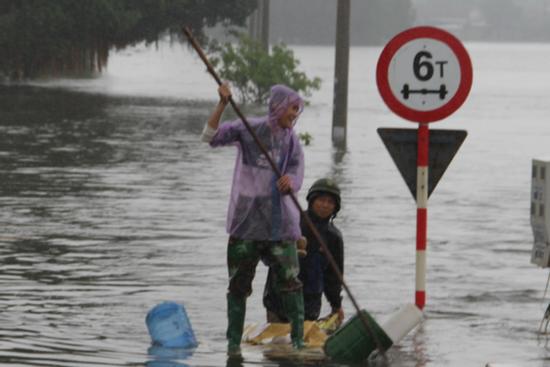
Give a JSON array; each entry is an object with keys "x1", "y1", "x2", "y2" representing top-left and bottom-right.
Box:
[{"x1": 182, "y1": 26, "x2": 386, "y2": 356}]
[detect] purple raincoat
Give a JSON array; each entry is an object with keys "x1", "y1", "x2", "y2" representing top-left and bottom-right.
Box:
[{"x1": 210, "y1": 85, "x2": 305, "y2": 241}]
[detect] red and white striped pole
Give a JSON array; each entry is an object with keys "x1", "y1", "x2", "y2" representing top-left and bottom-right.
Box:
[{"x1": 415, "y1": 123, "x2": 429, "y2": 310}]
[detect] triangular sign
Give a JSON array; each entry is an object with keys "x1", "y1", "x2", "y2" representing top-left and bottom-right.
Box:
[{"x1": 377, "y1": 128, "x2": 467, "y2": 200}]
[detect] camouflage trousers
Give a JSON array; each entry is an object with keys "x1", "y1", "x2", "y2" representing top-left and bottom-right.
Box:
[
  {"x1": 227, "y1": 237, "x2": 302, "y2": 297},
  {"x1": 226, "y1": 237, "x2": 304, "y2": 349}
]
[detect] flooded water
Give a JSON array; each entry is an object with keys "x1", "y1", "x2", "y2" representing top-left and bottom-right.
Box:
[{"x1": 1, "y1": 40, "x2": 550, "y2": 367}]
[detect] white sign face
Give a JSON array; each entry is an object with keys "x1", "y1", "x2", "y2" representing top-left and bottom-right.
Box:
[
  {"x1": 376, "y1": 26, "x2": 473, "y2": 123},
  {"x1": 388, "y1": 38, "x2": 461, "y2": 112}
]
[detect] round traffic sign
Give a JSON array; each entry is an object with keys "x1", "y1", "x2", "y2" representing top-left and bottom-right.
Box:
[{"x1": 376, "y1": 26, "x2": 473, "y2": 123}]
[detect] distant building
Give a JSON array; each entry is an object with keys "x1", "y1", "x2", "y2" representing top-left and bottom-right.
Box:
[{"x1": 412, "y1": 0, "x2": 550, "y2": 42}]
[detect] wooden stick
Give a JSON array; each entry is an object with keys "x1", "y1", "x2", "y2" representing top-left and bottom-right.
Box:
[{"x1": 183, "y1": 26, "x2": 387, "y2": 356}]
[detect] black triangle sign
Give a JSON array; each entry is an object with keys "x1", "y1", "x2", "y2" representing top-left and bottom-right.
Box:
[{"x1": 377, "y1": 128, "x2": 467, "y2": 200}]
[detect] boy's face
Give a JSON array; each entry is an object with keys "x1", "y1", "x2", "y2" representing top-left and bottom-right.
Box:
[
  {"x1": 278, "y1": 103, "x2": 300, "y2": 129},
  {"x1": 311, "y1": 194, "x2": 336, "y2": 219}
]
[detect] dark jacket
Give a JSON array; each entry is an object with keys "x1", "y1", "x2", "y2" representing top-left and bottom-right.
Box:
[{"x1": 263, "y1": 208, "x2": 344, "y2": 321}]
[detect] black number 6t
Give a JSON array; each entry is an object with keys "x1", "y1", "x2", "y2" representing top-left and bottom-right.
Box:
[{"x1": 413, "y1": 51, "x2": 448, "y2": 81}]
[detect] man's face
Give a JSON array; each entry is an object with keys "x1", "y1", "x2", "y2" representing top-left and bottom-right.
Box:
[{"x1": 278, "y1": 103, "x2": 300, "y2": 129}]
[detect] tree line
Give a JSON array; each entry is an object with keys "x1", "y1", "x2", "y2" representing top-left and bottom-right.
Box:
[{"x1": 0, "y1": 0, "x2": 256, "y2": 80}]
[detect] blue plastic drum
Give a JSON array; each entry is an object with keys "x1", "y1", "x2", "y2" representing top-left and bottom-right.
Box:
[{"x1": 146, "y1": 301, "x2": 198, "y2": 348}]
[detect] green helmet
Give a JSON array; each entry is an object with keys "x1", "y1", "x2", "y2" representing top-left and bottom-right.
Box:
[{"x1": 306, "y1": 178, "x2": 341, "y2": 214}]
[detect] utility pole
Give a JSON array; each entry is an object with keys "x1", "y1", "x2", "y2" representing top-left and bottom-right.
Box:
[
  {"x1": 248, "y1": 0, "x2": 270, "y2": 52},
  {"x1": 248, "y1": 5, "x2": 259, "y2": 41},
  {"x1": 260, "y1": 0, "x2": 270, "y2": 52},
  {"x1": 332, "y1": 0, "x2": 350, "y2": 149}
]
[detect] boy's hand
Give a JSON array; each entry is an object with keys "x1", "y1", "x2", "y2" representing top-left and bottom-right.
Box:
[{"x1": 333, "y1": 307, "x2": 344, "y2": 324}]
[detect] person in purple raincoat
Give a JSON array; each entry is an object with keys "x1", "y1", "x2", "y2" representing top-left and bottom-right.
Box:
[{"x1": 200, "y1": 82, "x2": 306, "y2": 356}]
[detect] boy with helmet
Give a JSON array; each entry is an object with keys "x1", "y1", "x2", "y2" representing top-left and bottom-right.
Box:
[
  {"x1": 263, "y1": 178, "x2": 344, "y2": 326},
  {"x1": 201, "y1": 82, "x2": 306, "y2": 356}
]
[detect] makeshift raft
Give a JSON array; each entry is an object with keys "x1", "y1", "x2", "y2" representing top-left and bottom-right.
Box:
[{"x1": 243, "y1": 304, "x2": 423, "y2": 362}]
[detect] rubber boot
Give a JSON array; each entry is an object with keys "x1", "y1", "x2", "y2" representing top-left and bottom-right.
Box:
[
  {"x1": 227, "y1": 293, "x2": 246, "y2": 358},
  {"x1": 281, "y1": 290, "x2": 305, "y2": 349}
]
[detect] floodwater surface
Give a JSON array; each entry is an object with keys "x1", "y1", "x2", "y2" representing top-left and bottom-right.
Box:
[{"x1": 1, "y1": 41, "x2": 550, "y2": 367}]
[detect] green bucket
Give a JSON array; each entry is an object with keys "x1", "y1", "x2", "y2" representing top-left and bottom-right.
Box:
[{"x1": 323, "y1": 309, "x2": 393, "y2": 361}]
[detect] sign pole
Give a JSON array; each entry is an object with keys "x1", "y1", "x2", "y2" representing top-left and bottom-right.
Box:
[
  {"x1": 415, "y1": 123, "x2": 429, "y2": 309},
  {"x1": 376, "y1": 26, "x2": 472, "y2": 311}
]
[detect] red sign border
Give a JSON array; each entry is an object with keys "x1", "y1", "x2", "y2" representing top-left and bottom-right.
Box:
[{"x1": 376, "y1": 26, "x2": 473, "y2": 123}]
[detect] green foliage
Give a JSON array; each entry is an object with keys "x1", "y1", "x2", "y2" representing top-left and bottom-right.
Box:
[
  {"x1": 209, "y1": 33, "x2": 321, "y2": 104},
  {"x1": 0, "y1": 0, "x2": 257, "y2": 79},
  {"x1": 298, "y1": 132, "x2": 313, "y2": 146}
]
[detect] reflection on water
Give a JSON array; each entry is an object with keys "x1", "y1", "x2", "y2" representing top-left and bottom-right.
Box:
[
  {"x1": 147, "y1": 346, "x2": 193, "y2": 367},
  {"x1": 0, "y1": 85, "x2": 226, "y2": 366},
  {"x1": 1, "y1": 42, "x2": 550, "y2": 366}
]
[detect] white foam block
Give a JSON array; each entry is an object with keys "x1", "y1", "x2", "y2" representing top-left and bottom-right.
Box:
[{"x1": 381, "y1": 303, "x2": 423, "y2": 344}]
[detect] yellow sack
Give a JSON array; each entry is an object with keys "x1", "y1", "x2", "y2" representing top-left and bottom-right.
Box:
[
  {"x1": 244, "y1": 320, "x2": 328, "y2": 348},
  {"x1": 316, "y1": 313, "x2": 341, "y2": 334}
]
